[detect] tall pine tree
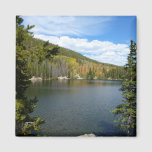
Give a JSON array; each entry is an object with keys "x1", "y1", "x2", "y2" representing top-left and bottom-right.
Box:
[
  {"x1": 16, "y1": 16, "x2": 44, "y2": 136},
  {"x1": 111, "y1": 40, "x2": 136, "y2": 136}
]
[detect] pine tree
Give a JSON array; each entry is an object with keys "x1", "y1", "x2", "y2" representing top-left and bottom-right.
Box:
[
  {"x1": 111, "y1": 40, "x2": 136, "y2": 136},
  {"x1": 16, "y1": 16, "x2": 44, "y2": 136},
  {"x1": 87, "y1": 68, "x2": 95, "y2": 80},
  {"x1": 67, "y1": 70, "x2": 71, "y2": 78}
]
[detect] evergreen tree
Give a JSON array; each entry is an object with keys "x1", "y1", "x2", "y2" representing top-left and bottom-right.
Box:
[
  {"x1": 87, "y1": 68, "x2": 95, "y2": 80},
  {"x1": 67, "y1": 70, "x2": 71, "y2": 78},
  {"x1": 16, "y1": 16, "x2": 44, "y2": 136},
  {"x1": 111, "y1": 40, "x2": 136, "y2": 136}
]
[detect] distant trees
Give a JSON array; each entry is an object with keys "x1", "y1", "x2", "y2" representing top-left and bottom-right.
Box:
[
  {"x1": 111, "y1": 40, "x2": 136, "y2": 136},
  {"x1": 67, "y1": 70, "x2": 71, "y2": 78},
  {"x1": 104, "y1": 67, "x2": 125, "y2": 80},
  {"x1": 21, "y1": 34, "x2": 124, "y2": 80},
  {"x1": 26, "y1": 48, "x2": 124, "y2": 80},
  {"x1": 87, "y1": 68, "x2": 95, "y2": 80}
]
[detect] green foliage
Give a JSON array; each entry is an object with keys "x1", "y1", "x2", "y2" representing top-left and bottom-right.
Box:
[
  {"x1": 67, "y1": 70, "x2": 71, "y2": 78},
  {"x1": 104, "y1": 67, "x2": 125, "y2": 80},
  {"x1": 16, "y1": 97, "x2": 44, "y2": 135},
  {"x1": 16, "y1": 46, "x2": 30, "y2": 99},
  {"x1": 16, "y1": 16, "x2": 44, "y2": 136},
  {"x1": 22, "y1": 117, "x2": 45, "y2": 136},
  {"x1": 111, "y1": 40, "x2": 136, "y2": 136},
  {"x1": 87, "y1": 68, "x2": 95, "y2": 80}
]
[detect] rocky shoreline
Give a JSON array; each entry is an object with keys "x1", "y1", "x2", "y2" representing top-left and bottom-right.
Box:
[{"x1": 29, "y1": 76, "x2": 42, "y2": 82}]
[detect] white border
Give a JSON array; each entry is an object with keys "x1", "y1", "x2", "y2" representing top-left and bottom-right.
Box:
[{"x1": 0, "y1": 0, "x2": 152, "y2": 152}]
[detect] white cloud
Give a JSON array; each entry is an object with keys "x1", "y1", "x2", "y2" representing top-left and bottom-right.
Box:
[{"x1": 34, "y1": 34, "x2": 130, "y2": 66}]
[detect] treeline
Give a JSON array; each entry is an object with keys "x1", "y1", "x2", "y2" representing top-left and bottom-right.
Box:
[{"x1": 22, "y1": 37, "x2": 125, "y2": 80}]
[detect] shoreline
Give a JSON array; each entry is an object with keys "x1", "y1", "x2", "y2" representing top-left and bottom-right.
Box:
[{"x1": 29, "y1": 76, "x2": 123, "y2": 82}]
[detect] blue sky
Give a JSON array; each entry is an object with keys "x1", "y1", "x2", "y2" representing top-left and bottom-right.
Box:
[{"x1": 22, "y1": 16, "x2": 136, "y2": 66}]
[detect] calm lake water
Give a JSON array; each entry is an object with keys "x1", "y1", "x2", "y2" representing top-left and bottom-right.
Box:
[{"x1": 26, "y1": 80, "x2": 124, "y2": 136}]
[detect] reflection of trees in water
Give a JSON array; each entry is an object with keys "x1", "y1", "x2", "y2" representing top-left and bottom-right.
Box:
[{"x1": 31, "y1": 80, "x2": 122, "y2": 88}]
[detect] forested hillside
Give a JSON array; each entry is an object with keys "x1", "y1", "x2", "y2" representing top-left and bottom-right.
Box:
[{"x1": 22, "y1": 37, "x2": 125, "y2": 80}]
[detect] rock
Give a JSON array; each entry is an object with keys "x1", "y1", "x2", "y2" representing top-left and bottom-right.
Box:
[
  {"x1": 75, "y1": 73, "x2": 83, "y2": 79},
  {"x1": 94, "y1": 76, "x2": 97, "y2": 80},
  {"x1": 29, "y1": 76, "x2": 42, "y2": 82},
  {"x1": 79, "y1": 133, "x2": 96, "y2": 137},
  {"x1": 58, "y1": 76, "x2": 70, "y2": 80}
]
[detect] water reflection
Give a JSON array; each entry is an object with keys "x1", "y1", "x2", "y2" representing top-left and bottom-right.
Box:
[{"x1": 31, "y1": 79, "x2": 122, "y2": 88}]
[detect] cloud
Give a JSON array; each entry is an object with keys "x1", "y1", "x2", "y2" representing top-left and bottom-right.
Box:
[
  {"x1": 34, "y1": 34, "x2": 130, "y2": 66},
  {"x1": 22, "y1": 16, "x2": 113, "y2": 37}
]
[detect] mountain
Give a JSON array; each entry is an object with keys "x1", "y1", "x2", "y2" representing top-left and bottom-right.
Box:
[{"x1": 23, "y1": 37, "x2": 125, "y2": 80}]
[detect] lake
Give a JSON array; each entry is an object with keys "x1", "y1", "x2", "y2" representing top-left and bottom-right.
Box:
[{"x1": 26, "y1": 80, "x2": 125, "y2": 136}]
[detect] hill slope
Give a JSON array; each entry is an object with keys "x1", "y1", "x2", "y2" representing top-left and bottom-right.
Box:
[{"x1": 23, "y1": 37, "x2": 124, "y2": 80}]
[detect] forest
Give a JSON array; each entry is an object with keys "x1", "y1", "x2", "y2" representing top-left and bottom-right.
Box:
[{"x1": 21, "y1": 34, "x2": 125, "y2": 80}]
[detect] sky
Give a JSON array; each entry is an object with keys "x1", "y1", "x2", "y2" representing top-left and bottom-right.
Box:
[{"x1": 22, "y1": 16, "x2": 136, "y2": 66}]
